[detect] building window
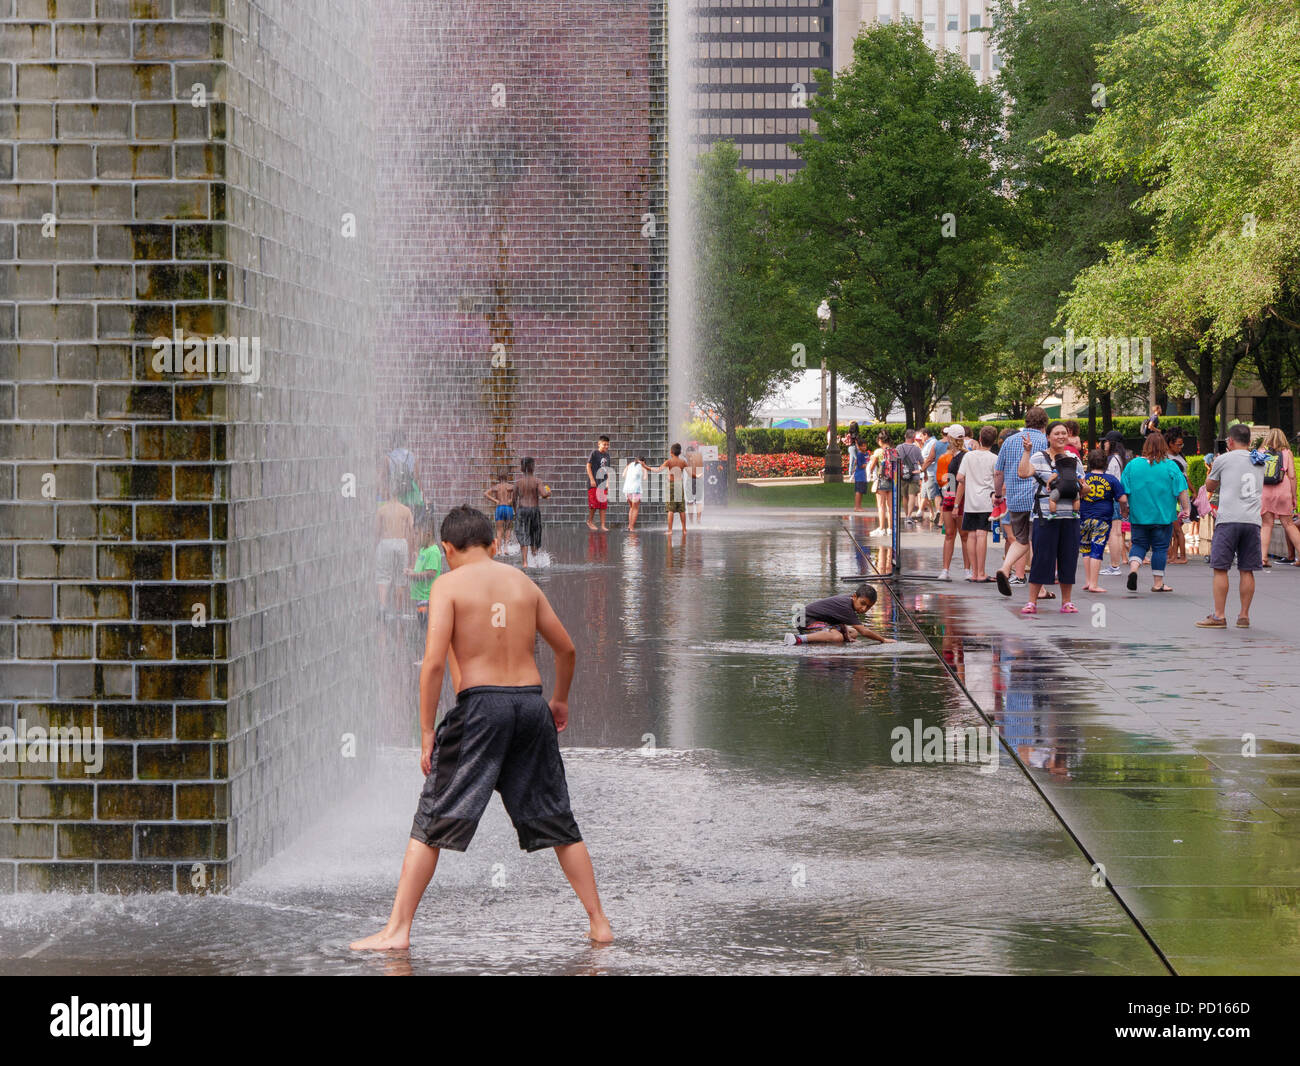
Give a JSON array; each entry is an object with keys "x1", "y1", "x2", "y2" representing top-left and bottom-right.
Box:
[
  {"x1": 970, "y1": 14, "x2": 982, "y2": 29},
  {"x1": 947, "y1": 15, "x2": 959, "y2": 31},
  {"x1": 991, "y1": 53, "x2": 1002, "y2": 71},
  {"x1": 969, "y1": 53, "x2": 981, "y2": 70}
]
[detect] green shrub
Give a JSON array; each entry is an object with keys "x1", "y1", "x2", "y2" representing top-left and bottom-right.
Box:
[{"x1": 1185, "y1": 454, "x2": 1208, "y2": 494}]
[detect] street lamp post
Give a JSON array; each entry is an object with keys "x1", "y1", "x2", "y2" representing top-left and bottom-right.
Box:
[{"x1": 819, "y1": 301, "x2": 843, "y2": 482}]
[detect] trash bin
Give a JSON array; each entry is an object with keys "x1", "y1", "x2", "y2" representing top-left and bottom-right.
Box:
[{"x1": 702, "y1": 459, "x2": 729, "y2": 504}]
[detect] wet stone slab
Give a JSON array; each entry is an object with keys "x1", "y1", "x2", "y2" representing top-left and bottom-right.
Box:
[
  {"x1": 0, "y1": 514, "x2": 1163, "y2": 975},
  {"x1": 887, "y1": 525, "x2": 1300, "y2": 975}
]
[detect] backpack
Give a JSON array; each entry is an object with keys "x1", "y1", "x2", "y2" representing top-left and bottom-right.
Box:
[
  {"x1": 880, "y1": 447, "x2": 896, "y2": 482},
  {"x1": 899, "y1": 446, "x2": 918, "y2": 482},
  {"x1": 1262, "y1": 450, "x2": 1283, "y2": 486}
]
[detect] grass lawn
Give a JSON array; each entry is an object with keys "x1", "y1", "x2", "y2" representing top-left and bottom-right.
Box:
[{"x1": 731, "y1": 480, "x2": 878, "y2": 509}]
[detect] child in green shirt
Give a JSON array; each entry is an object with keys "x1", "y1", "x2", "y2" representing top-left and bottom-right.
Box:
[{"x1": 408, "y1": 517, "x2": 445, "y2": 631}]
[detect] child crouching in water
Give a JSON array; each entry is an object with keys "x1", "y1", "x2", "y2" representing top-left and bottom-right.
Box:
[{"x1": 351, "y1": 505, "x2": 612, "y2": 950}]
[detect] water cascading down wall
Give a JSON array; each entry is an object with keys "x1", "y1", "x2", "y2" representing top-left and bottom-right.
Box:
[
  {"x1": 1, "y1": 0, "x2": 667, "y2": 891},
  {"x1": 371, "y1": 0, "x2": 668, "y2": 524}
]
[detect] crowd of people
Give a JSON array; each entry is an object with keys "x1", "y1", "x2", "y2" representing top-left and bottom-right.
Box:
[{"x1": 846, "y1": 407, "x2": 1300, "y2": 628}]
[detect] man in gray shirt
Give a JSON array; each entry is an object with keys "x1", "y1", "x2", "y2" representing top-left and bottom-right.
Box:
[{"x1": 1197, "y1": 424, "x2": 1265, "y2": 628}]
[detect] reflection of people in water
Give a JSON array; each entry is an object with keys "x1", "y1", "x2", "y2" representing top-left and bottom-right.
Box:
[{"x1": 785, "y1": 585, "x2": 894, "y2": 645}]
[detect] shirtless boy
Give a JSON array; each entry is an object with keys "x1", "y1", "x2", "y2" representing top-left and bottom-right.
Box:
[
  {"x1": 483, "y1": 474, "x2": 515, "y2": 553},
  {"x1": 375, "y1": 484, "x2": 415, "y2": 621},
  {"x1": 351, "y1": 505, "x2": 612, "y2": 950},
  {"x1": 653, "y1": 443, "x2": 690, "y2": 536},
  {"x1": 513, "y1": 456, "x2": 551, "y2": 568}
]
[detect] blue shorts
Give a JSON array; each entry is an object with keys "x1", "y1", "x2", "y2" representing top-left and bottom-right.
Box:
[
  {"x1": 495, "y1": 504, "x2": 514, "y2": 522},
  {"x1": 1079, "y1": 517, "x2": 1111, "y2": 559}
]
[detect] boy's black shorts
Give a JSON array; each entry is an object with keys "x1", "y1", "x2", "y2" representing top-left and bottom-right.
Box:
[
  {"x1": 410, "y1": 685, "x2": 582, "y2": 852},
  {"x1": 515, "y1": 506, "x2": 542, "y2": 549}
]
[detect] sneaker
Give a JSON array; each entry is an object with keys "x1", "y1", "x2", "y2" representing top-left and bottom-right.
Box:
[
  {"x1": 783, "y1": 633, "x2": 800, "y2": 646},
  {"x1": 868, "y1": 529, "x2": 884, "y2": 537},
  {"x1": 1008, "y1": 575, "x2": 1026, "y2": 587},
  {"x1": 963, "y1": 569, "x2": 973, "y2": 581},
  {"x1": 1099, "y1": 565, "x2": 1122, "y2": 576},
  {"x1": 937, "y1": 569, "x2": 951, "y2": 581}
]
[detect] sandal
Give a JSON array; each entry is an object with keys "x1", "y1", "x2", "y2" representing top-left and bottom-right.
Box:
[
  {"x1": 1060, "y1": 602, "x2": 1079, "y2": 613},
  {"x1": 1152, "y1": 585, "x2": 1173, "y2": 592},
  {"x1": 1036, "y1": 589, "x2": 1056, "y2": 600},
  {"x1": 1020, "y1": 602, "x2": 1037, "y2": 615}
]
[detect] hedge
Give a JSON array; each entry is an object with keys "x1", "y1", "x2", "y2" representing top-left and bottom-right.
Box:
[
  {"x1": 737, "y1": 416, "x2": 1204, "y2": 456},
  {"x1": 1185, "y1": 454, "x2": 1208, "y2": 494}
]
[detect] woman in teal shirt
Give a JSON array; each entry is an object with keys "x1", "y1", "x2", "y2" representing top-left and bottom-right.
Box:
[{"x1": 1120, "y1": 431, "x2": 1190, "y2": 593}]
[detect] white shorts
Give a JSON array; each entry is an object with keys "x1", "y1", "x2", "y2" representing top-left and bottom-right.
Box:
[{"x1": 375, "y1": 538, "x2": 408, "y2": 586}]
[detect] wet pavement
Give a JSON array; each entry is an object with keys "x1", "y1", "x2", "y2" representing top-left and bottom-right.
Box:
[
  {"x1": 864, "y1": 512, "x2": 1300, "y2": 975},
  {"x1": 0, "y1": 509, "x2": 1184, "y2": 975}
]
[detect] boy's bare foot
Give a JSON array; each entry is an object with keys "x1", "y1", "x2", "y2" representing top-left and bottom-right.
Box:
[
  {"x1": 585, "y1": 521, "x2": 597, "y2": 531},
  {"x1": 350, "y1": 927, "x2": 410, "y2": 951},
  {"x1": 589, "y1": 916, "x2": 614, "y2": 944}
]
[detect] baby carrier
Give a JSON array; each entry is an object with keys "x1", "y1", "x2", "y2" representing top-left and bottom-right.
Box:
[{"x1": 1033, "y1": 452, "x2": 1079, "y2": 517}]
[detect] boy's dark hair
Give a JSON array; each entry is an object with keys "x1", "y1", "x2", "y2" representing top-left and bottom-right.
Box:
[
  {"x1": 1087, "y1": 447, "x2": 1106, "y2": 471},
  {"x1": 670, "y1": 442, "x2": 681, "y2": 456},
  {"x1": 853, "y1": 583, "x2": 877, "y2": 606},
  {"x1": 440, "y1": 505, "x2": 494, "y2": 551},
  {"x1": 1064, "y1": 420, "x2": 1080, "y2": 437},
  {"x1": 598, "y1": 435, "x2": 610, "y2": 444},
  {"x1": 979, "y1": 425, "x2": 997, "y2": 448},
  {"x1": 520, "y1": 456, "x2": 535, "y2": 474},
  {"x1": 1025, "y1": 406, "x2": 1049, "y2": 430},
  {"x1": 1228, "y1": 423, "x2": 1251, "y2": 446}
]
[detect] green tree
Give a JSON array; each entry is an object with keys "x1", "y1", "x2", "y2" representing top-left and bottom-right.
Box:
[
  {"x1": 1052, "y1": 0, "x2": 1300, "y2": 450},
  {"x1": 776, "y1": 22, "x2": 1005, "y2": 426},
  {"x1": 689, "y1": 142, "x2": 806, "y2": 492},
  {"x1": 984, "y1": 0, "x2": 1149, "y2": 427}
]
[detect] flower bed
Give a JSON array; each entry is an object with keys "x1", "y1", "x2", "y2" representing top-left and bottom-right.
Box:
[{"x1": 735, "y1": 452, "x2": 831, "y2": 478}]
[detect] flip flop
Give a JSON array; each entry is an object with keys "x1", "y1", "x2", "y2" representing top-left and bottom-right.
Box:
[
  {"x1": 973, "y1": 577, "x2": 994, "y2": 583},
  {"x1": 1060, "y1": 602, "x2": 1079, "y2": 613},
  {"x1": 1020, "y1": 602, "x2": 1037, "y2": 615},
  {"x1": 1036, "y1": 590, "x2": 1056, "y2": 600},
  {"x1": 1151, "y1": 586, "x2": 1173, "y2": 592},
  {"x1": 1126, "y1": 571, "x2": 1138, "y2": 591},
  {"x1": 996, "y1": 571, "x2": 1012, "y2": 597}
]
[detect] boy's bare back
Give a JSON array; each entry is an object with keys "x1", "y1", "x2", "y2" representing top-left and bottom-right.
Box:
[
  {"x1": 377, "y1": 499, "x2": 413, "y2": 540},
  {"x1": 427, "y1": 556, "x2": 566, "y2": 691}
]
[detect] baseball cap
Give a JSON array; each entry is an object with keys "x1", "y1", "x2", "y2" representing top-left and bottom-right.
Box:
[{"x1": 945, "y1": 424, "x2": 965, "y2": 439}]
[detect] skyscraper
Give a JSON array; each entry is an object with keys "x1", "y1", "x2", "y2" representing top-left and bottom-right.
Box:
[{"x1": 687, "y1": 1, "x2": 833, "y2": 181}]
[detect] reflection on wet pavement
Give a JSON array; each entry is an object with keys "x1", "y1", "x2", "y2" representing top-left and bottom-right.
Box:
[
  {"x1": 0, "y1": 512, "x2": 1168, "y2": 975},
  {"x1": 886, "y1": 523, "x2": 1300, "y2": 975}
]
